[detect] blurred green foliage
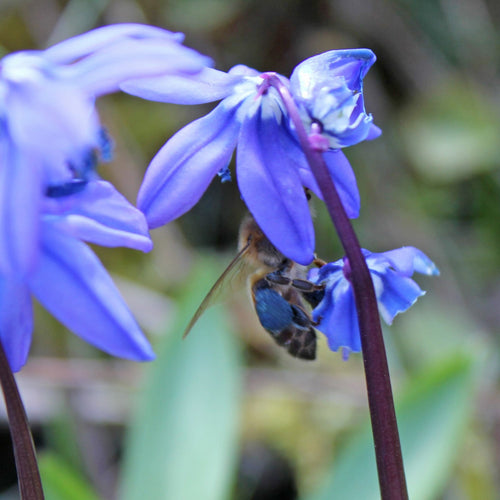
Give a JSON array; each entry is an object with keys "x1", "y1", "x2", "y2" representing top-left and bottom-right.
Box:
[{"x1": 1, "y1": 0, "x2": 500, "y2": 498}]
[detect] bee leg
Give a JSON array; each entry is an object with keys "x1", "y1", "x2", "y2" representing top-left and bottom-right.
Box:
[
  {"x1": 265, "y1": 273, "x2": 291, "y2": 286},
  {"x1": 264, "y1": 259, "x2": 294, "y2": 286},
  {"x1": 313, "y1": 256, "x2": 327, "y2": 267},
  {"x1": 290, "y1": 278, "x2": 324, "y2": 292}
]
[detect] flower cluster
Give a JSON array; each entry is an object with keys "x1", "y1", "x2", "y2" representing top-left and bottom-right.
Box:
[
  {"x1": 0, "y1": 23, "x2": 209, "y2": 277},
  {"x1": 123, "y1": 51, "x2": 380, "y2": 265},
  {"x1": 123, "y1": 44, "x2": 438, "y2": 358},
  {"x1": 0, "y1": 24, "x2": 212, "y2": 370},
  {"x1": 309, "y1": 248, "x2": 439, "y2": 358},
  {"x1": 0, "y1": 22, "x2": 439, "y2": 368}
]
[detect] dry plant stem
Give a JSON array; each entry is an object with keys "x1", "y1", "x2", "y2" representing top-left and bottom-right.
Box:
[
  {"x1": 269, "y1": 75, "x2": 408, "y2": 499},
  {"x1": 0, "y1": 342, "x2": 44, "y2": 499}
]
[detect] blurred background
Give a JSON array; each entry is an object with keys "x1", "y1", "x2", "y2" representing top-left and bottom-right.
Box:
[{"x1": 1, "y1": 0, "x2": 500, "y2": 498}]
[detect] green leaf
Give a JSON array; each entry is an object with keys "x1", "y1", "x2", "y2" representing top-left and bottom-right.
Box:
[
  {"x1": 38, "y1": 452, "x2": 101, "y2": 500},
  {"x1": 119, "y1": 258, "x2": 242, "y2": 500},
  {"x1": 305, "y1": 355, "x2": 475, "y2": 500}
]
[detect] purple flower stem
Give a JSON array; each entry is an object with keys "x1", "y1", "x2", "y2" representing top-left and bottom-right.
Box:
[
  {"x1": 267, "y1": 75, "x2": 408, "y2": 499},
  {"x1": 0, "y1": 342, "x2": 44, "y2": 499}
]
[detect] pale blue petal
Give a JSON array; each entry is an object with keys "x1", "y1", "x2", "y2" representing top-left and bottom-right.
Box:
[
  {"x1": 268, "y1": 131, "x2": 360, "y2": 219},
  {"x1": 412, "y1": 250, "x2": 440, "y2": 276},
  {"x1": 266, "y1": 128, "x2": 322, "y2": 198},
  {"x1": 46, "y1": 215, "x2": 152, "y2": 252},
  {"x1": 236, "y1": 109, "x2": 314, "y2": 265},
  {"x1": 5, "y1": 76, "x2": 100, "y2": 183},
  {"x1": 290, "y1": 49, "x2": 379, "y2": 149},
  {"x1": 290, "y1": 49, "x2": 376, "y2": 99},
  {"x1": 374, "y1": 269, "x2": 425, "y2": 324},
  {"x1": 29, "y1": 226, "x2": 155, "y2": 361},
  {"x1": 228, "y1": 65, "x2": 261, "y2": 77},
  {"x1": 43, "y1": 181, "x2": 152, "y2": 251},
  {"x1": 373, "y1": 247, "x2": 440, "y2": 277},
  {"x1": 323, "y1": 150, "x2": 360, "y2": 218},
  {"x1": 284, "y1": 144, "x2": 360, "y2": 219},
  {"x1": 366, "y1": 124, "x2": 382, "y2": 141},
  {"x1": 121, "y1": 67, "x2": 242, "y2": 104},
  {"x1": 0, "y1": 276, "x2": 33, "y2": 372},
  {"x1": 64, "y1": 39, "x2": 211, "y2": 96},
  {"x1": 0, "y1": 146, "x2": 41, "y2": 276},
  {"x1": 138, "y1": 101, "x2": 241, "y2": 228},
  {"x1": 44, "y1": 24, "x2": 185, "y2": 64},
  {"x1": 313, "y1": 278, "x2": 361, "y2": 353}
]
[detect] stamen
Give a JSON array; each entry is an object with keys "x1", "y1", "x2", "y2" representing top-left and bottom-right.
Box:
[
  {"x1": 46, "y1": 179, "x2": 87, "y2": 198},
  {"x1": 217, "y1": 166, "x2": 231, "y2": 183},
  {"x1": 99, "y1": 127, "x2": 113, "y2": 162},
  {"x1": 256, "y1": 73, "x2": 276, "y2": 96}
]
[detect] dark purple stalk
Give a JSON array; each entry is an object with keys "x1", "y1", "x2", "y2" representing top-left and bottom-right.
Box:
[
  {"x1": 0, "y1": 342, "x2": 44, "y2": 499},
  {"x1": 267, "y1": 75, "x2": 408, "y2": 499}
]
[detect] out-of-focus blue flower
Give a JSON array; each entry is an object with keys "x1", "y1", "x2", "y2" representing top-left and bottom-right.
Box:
[
  {"x1": 309, "y1": 247, "x2": 439, "y2": 359},
  {"x1": 289, "y1": 49, "x2": 381, "y2": 149},
  {"x1": 0, "y1": 180, "x2": 155, "y2": 372},
  {"x1": 127, "y1": 50, "x2": 377, "y2": 265},
  {"x1": 0, "y1": 23, "x2": 211, "y2": 276}
]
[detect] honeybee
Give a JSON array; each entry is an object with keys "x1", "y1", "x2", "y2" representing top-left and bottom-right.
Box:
[{"x1": 183, "y1": 213, "x2": 325, "y2": 360}]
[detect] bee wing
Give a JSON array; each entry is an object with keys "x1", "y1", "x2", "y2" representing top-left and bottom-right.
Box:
[{"x1": 182, "y1": 240, "x2": 252, "y2": 339}]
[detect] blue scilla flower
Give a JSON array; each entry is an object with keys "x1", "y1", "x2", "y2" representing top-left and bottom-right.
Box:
[
  {"x1": 0, "y1": 23, "x2": 211, "y2": 276},
  {"x1": 289, "y1": 49, "x2": 381, "y2": 149},
  {"x1": 124, "y1": 50, "x2": 378, "y2": 266},
  {"x1": 309, "y1": 247, "x2": 439, "y2": 359},
  {"x1": 0, "y1": 180, "x2": 155, "y2": 372}
]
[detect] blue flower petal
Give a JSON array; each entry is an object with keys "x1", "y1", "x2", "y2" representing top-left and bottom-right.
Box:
[
  {"x1": 0, "y1": 276, "x2": 33, "y2": 372},
  {"x1": 2, "y1": 57, "x2": 101, "y2": 183},
  {"x1": 260, "y1": 127, "x2": 323, "y2": 199},
  {"x1": 290, "y1": 49, "x2": 376, "y2": 99},
  {"x1": 373, "y1": 269, "x2": 425, "y2": 324},
  {"x1": 29, "y1": 225, "x2": 155, "y2": 361},
  {"x1": 121, "y1": 67, "x2": 242, "y2": 104},
  {"x1": 289, "y1": 49, "x2": 378, "y2": 149},
  {"x1": 366, "y1": 124, "x2": 382, "y2": 141},
  {"x1": 138, "y1": 101, "x2": 241, "y2": 228},
  {"x1": 65, "y1": 39, "x2": 211, "y2": 96},
  {"x1": 323, "y1": 150, "x2": 360, "y2": 218},
  {"x1": 43, "y1": 181, "x2": 152, "y2": 251},
  {"x1": 44, "y1": 24, "x2": 185, "y2": 64},
  {"x1": 293, "y1": 148, "x2": 360, "y2": 219},
  {"x1": 236, "y1": 107, "x2": 315, "y2": 265},
  {"x1": 46, "y1": 216, "x2": 152, "y2": 253},
  {"x1": 228, "y1": 65, "x2": 261, "y2": 77},
  {"x1": 310, "y1": 244, "x2": 438, "y2": 357},
  {"x1": 313, "y1": 278, "x2": 361, "y2": 353},
  {"x1": 0, "y1": 147, "x2": 41, "y2": 276},
  {"x1": 372, "y1": 247, "x2": 439, "y2": 277}
]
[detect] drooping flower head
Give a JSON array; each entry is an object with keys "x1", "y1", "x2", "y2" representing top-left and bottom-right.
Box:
[
  {"x1": 0, "y1": 24, "x2": 213, "y2": 370},
  {"x1": 2, "y1": 180, "x2": 155, "y2": 372},
  {"x1": 289, "y1": 49, "x2": 381, "y2": 149},
  {"x1": 124, "y1": 49, "x2": 379, "y2": 266},
  {"x1": 308, "y1": 247, "x2": 439, "y2": 359},
  {"x1": 0, "y1": 24, "x2": 211, "y2": 277}
]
